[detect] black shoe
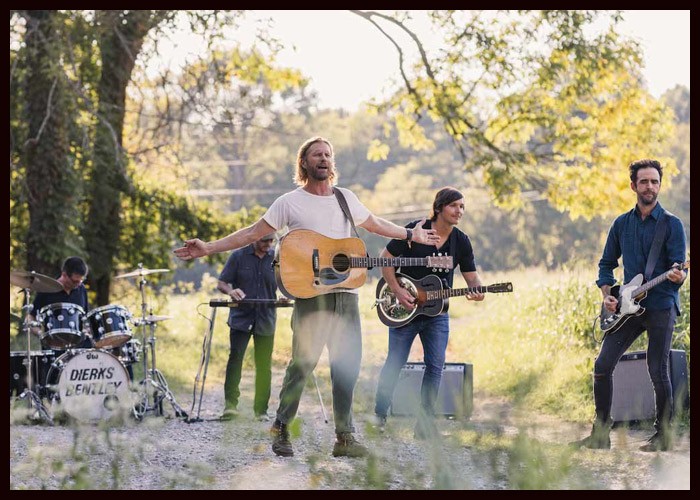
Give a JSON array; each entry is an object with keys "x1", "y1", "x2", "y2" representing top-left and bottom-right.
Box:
[
  {"x1": 569, "y1": 419, "x2": 612, "y2": 450},
  {"x1": 639, "y1": 431, "x2": 672, "y2": 452},
  {"x1": 332, "y1": 432, "x2": 369, "y2": 458},
  {"x1": 270, "y1": 419, "x2": 294, "y2": 457}
]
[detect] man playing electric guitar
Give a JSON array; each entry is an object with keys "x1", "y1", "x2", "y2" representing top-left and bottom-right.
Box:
[
  {"x1": 571, "y1": 159, "x2": 687, "y2": 452},
  {"x1": 373, "y1": 187, "x2": 488, "y2": 439}
]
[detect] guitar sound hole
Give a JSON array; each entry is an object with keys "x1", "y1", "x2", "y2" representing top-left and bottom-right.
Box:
[{"x1": 332, "y1": 254, "x2": 350, "y2": 273}]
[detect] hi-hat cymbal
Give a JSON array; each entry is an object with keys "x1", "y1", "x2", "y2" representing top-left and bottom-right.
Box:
[
  {"x1": 115, "y1": 267, "x2": 171, "y2": 279},
  {"x1": 132, "y1": 315, "x2": 172, "y2": 326},
  {"x1": 10, "y1": 270, "x2": 63, "y2": 293}
]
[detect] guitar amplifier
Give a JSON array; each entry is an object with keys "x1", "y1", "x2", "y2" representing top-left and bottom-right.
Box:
[
  {"x1": 610, "y1": 349, "x2": 689, "y2": 423},
  {"x1": 390, "y1": 362, "x2": 473, "y2": 418}
]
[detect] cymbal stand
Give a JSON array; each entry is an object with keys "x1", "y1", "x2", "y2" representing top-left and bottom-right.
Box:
[
  {"x1": 132, "y1": 270, "x2": 187, "y2": 420},
  {"x1": 15, "y1": 288, "x2": 53, "y2": 425}
]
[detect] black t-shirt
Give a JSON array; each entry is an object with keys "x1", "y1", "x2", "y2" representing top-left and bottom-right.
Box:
[
  {"x1": 32, "y1": 284, "x2": 88, "y2": 314},
  {"x1": 385, "y1": 219, "x2": 476, "y2": 288}
]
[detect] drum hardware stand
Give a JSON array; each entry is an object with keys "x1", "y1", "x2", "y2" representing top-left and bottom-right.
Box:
[
  {"x1": 185, "y1": 306, "x2": 217, "y2": 423},
  {"x1": 14, "y1": 286, "x2": 53, "y2": 425},
  {"x1": 130, "y1": 265, "x2": 187, "y2": 420}
]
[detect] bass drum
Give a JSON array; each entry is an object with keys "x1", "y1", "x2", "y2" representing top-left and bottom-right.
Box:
[{"x1": 46, "y1": 349, "x2": 134, "y2": 422}]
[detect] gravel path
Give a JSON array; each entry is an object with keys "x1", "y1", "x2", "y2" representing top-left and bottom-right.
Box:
[{"x1": 10, "y1": 367, "x2": 690, "y2": 490}]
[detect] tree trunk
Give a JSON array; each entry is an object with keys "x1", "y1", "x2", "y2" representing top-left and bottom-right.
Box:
[
  {"x1": 85, "y1": 11, "x2": 156, "y2": 305},
  {"x1": 23, "y1": 10, "x2": 78, "y2": 277}
]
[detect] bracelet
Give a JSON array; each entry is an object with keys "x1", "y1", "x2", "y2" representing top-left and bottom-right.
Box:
[{"x1": 405, "y1": 228, "x2": 413, "y2": 242}]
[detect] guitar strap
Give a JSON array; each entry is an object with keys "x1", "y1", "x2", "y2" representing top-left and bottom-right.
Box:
[
  {"x1": 444, "y1": 226, "x2": 456, "y2": 287},
  {"x1": 333, "y1": 188, "x2": 362, "y2": 239},
  {"x1": 333, "y1": 187, "x2": 371, "y2": 264},
  {"x1": 644, "y1": 209, "x2": 669, "y2": 281}
]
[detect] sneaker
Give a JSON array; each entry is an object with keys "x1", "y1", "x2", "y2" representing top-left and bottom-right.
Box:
[
  {"x1": 332, "y1": 432, "x2": 369, "y2": 458},
  {"x1": 220, "y1": 408, "x2": 239, "y2": 421},
  {"x1": 639, "y1": 431, "x2": 672, "y2": 452},
  {"x1": 372, "y1": 414, "x2": 387, "y2": 433},
  {"x1": 255, "y1": 412, "x2": 272, "y2": 422},
  {"x1": 413, "y1": 418, "x2": 439, "y2": 440},
  {"x1": 270, "y1": 419, "x2": 294, "y2": 457}
]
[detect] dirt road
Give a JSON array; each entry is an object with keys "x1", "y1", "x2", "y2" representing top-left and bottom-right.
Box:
[{"x1": 10, "y1": 369, "x2": 690, "y2": 490}]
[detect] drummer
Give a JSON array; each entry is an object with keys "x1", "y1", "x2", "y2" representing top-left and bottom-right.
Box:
[{"x1": 28, "y1": 256, "x2": 93, "y2": 350}]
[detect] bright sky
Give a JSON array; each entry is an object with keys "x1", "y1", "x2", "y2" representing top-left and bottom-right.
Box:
[{"x1": 156, "y1": 10, "x2": 690, "y2": 111}]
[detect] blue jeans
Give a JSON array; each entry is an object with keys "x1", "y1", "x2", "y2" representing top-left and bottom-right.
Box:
[
  {"x1": 593, "y1": 308, "x2": 676, "y2": 430},
  {"x1": 275, "y1": 293, "x2": 362, "y2": 434},
  {"x1": 374, "y1": 313, "x2": 449, "y2": 418}
]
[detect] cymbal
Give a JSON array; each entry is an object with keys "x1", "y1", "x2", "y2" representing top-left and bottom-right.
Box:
[
  {"x1": 115, "y1": 267, "x2": 171, "y2": 279},
  {"x1": 10, "y1": 270, "x2": 63, "y2": 293},
  {"x1": 132, "y1": 315, "x2": 173, "y2": 326}
]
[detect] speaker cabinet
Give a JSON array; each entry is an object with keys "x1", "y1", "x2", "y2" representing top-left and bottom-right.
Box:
[
  {"x1": 390, "y1": 362, "x2": 473, "y2": 418},
  {"x1": 610, "y1": 349, "x2": 689, "y2": 423}
]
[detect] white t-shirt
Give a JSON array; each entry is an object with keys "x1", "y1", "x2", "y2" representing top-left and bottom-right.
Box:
[{"x1": 263, "y1": 187, "x2": 371, "y2": 239}]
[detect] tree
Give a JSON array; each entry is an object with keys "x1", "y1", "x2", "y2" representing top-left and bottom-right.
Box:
[
  {"x1": 14, "y1": 11, "x2": 83, "y2": 276},
  {"x1": 10, "y1": 10, "x2": 252, "y2": 303},
  {"x1": 352, "y1": 10, "x2": 677, "y2": 221}
]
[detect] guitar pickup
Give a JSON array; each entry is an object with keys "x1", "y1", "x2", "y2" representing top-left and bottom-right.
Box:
[{"x1": 312, "y1": 249, "x2": 320, "y2": 278}]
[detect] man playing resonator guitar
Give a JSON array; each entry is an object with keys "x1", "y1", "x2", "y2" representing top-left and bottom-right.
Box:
[
  {"x1": 372, "y1": 187, "x2": 489, "y2": 439},
  {"x1": 571, "y1": 159, "x2": 687, "y2": 452}
]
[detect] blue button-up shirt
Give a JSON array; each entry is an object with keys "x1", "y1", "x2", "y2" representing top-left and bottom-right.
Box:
[
  {"x1": 218, "y1": 244, "x2": 277, "y2": 335},
  {"x1": 596, "y1": 202, "x2": 686, "y2": 313}
]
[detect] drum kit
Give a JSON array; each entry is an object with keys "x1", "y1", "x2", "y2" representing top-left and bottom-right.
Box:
[{"x1": 9, "y1": 265, "x2": 187, "y2": 424}]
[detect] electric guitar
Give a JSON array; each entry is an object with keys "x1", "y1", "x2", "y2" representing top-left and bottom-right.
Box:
[
  {"x1": 274, "y1": 229, "x2": 453, "y2": 299},
  {"x1": 374, "y1": 273, "x2": 514, "y2": 327},
  {"x1": 599, "y1": 261, "x2": 689, "y2": 335}
]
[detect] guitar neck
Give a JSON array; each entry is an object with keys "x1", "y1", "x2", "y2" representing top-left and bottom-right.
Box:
[
  {"x1": 351, "y1": 256, "x2": 436, "y2": 269},
  {"x1": 634, "y1": 264, "x2": 687, "y2": 297},
  {"x1": 427, "y1": 286, "x2": 490, "y2": 300}
]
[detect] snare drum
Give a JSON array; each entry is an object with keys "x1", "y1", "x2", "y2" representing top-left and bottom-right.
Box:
[
  {"x1": 46, "y1": 349, "x2": 133, "y2": 422},
  {"x1": 86, "y1": 305, "x2": 132, "y2": 349},
  {"x1": 9, "y1": 350, "x2": 56, "y2": 398},
  {"x1": 38, "y1": 303, "x2": 85, "y2": 349}
]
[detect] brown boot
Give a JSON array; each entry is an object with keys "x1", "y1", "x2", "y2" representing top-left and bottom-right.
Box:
[{"x1": 332, "y1": 432, "x2": 369, "y2": 458}]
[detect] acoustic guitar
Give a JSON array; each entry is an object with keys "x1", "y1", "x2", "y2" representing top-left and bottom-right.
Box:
[{"x1": 274, "y1": 229, "x2": 453, "y2": 299}]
